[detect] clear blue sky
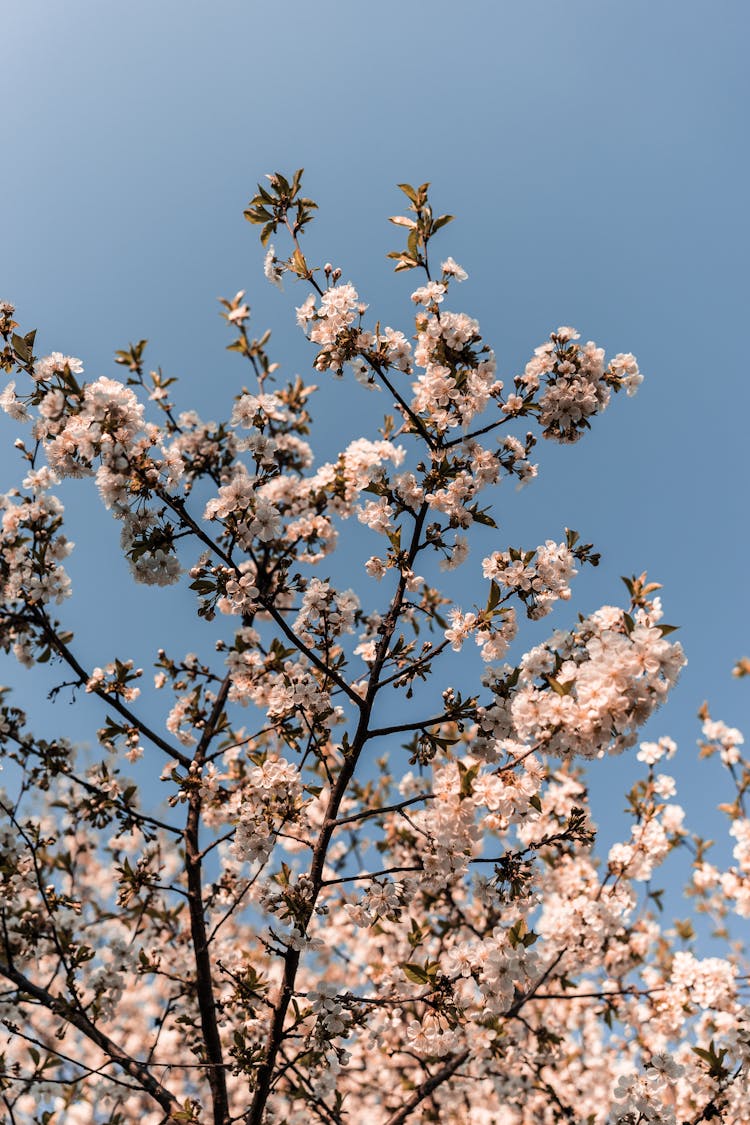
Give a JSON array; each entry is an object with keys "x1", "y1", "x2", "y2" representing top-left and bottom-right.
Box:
[{"x1": 2, "y1": 1, "x2": 749, "y2": 888}]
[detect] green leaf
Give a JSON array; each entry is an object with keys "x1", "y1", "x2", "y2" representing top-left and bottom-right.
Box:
[
  {"x1": 648, "y1": 887, "x2": 664, "y2": 912},
  {"x1": 401, "y1": 962, "x2": 430, "y2": 985},
  {"x1": 470, "y1": 506, "x2": 497, "y2": 528},
  {"x1": 12, "y1": 334, "x2": 30, "y2": 363},
  {"x1": 397, "y1": 183, "x2": 418, "y2": 204},
  {"x1": 189, "y1": 579, "x2": 215, "y2": 595},
  {"x1": 458, "y1": 759, "x2": 480, "y2": 799},
  {"x1": 508, "y1": 918, "x2": 527, "y2": 947},
  {"x1": 431, "y1": 214, "x2": 454, "y2": 233},
  {"x1": 407, "y1": 917, "x2": 423, "y2": 948},
  {"x1": 691, "y1": 1041, "x2": 729, "y2": 1079}
]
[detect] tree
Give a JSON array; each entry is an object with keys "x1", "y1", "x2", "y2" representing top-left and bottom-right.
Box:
[{"x1": 0, "y1": 171, "x2": 748, "y2": 1124}]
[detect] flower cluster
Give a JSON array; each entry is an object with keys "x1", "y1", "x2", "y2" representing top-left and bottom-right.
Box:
[
  {"x1": 231, "y1": 755, "x2": 303, "y2": 865},
  {"x1": 514, "y1": 326, "x2": 643, "y2": 443},
  {"x1": 509, "y1": 597, "x2": 686, "y2": 759},
  {"x1": 482, "y1": 537, "x2": 578, "y2": 620}
]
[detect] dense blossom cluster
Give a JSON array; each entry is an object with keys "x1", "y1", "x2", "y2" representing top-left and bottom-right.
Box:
[
  {"x1": 230, "y1": 755, "x2": 304, "y2": 864},
  {"x1": 508, "y1": 597, "x2": 686, "y2": 759},
  {"x1": 515, "y1": 327, "x2": 643, "y2": 443},
  {"x1": 0, "y1": 177, "x2": 746, "y2": 1125}
]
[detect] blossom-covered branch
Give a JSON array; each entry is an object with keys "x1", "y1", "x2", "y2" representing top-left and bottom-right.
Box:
[{"x1": 0, "y1": 176, "x2": 747, "y2": 1125}]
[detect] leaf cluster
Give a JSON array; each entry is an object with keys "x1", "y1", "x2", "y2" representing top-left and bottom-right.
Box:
[{"x1": 244, "y1": 169, "x2": 317, "y2": 248}]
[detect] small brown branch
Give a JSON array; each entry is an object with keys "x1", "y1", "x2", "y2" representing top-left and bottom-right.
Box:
[
  {"x1": 364, "y1": 356, "x2": 438, "y2": 452},
  {"x1": 364, "y1": 713, "x2": 456, "y2": 740},
  {"x1": 158, "y1": 490, "x2": 364, "y2": 710},
  {"x1": 276, "y1": 1050, "x2": 343, "y2": 1125},
  {"x1": 384, "y1": 1049, "x2": 469, "y2": 1125},
  {"x1": 331, "y1": 793, "x2": 434, "y2": 829},
  {"x1": 13, "y1": 734, "x2": 181, "y2": 837},
  {"x1": 504, "y1": 949, "x2": 566, "y2": 1020},
  {"x1": 0, "y1": 961, "x2": 181, "y2": 1117},
  {"x1": 321, "y1": 865, "x2": 423, "y2": 888},
  {"x1": 372, "y1": 636, "x2": 452, "y2": 694},
  {"x1": 443, "y1": 413, "x2": 510, "y2": 449},
  {"x1": 0, "y1": 1022, "x2": 146, "y2": 1094},
  {"x1": 261, "y1": 600, "x2": 364, "y2": 709},
  {"x1": 31, "y1": 606, "x2": 192, "y2": 770},
  {"x1": 526, "y1": 985, "x2": 664, "y2": 1001}
]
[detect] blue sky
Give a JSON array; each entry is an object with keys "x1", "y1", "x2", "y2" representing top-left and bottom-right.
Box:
[{"x1": 2, "y1": 1, "x2": 749, "y2": 897}]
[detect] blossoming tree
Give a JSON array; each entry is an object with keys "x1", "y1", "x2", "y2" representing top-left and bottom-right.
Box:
[{"x1": 0, "y1": 172, "x2": 748, "y2": 1124}]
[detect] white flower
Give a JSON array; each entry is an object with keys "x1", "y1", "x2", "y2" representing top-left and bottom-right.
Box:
[
  {"x1": 365, "y1": 556, "x2": 386, "y2": 579},
  {"x1": 0, "y1": 382, "x2": 29, "y2": 421},
  {"x1": 410, "y1": 282, "x2": 446, "y2": 306},
  {"x1": 264, "y1": 245, "x2": 284, "y2": 290},
  {"x1": 295, "y1": 294, "x2": 316, "y2": 328},
  {"x1": 34, "y1": 352, "x2": 84, "y2": 382},
  {"x1": 441, "y1": 256, "x2": 468, "y2": 281}
]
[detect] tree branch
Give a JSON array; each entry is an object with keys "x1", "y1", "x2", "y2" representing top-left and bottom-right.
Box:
[
  {"x1": 246, "y1": 504, "x2": 430, "y2": 1125},
  {"x1": 383, "y1": 1049, "x2": 469, "y2": 1125},
  {"x1": 184, "y1": 673, "x2": 232, "y2": 1125},
  {"x1": 31, "y1": 606, "x2": 192, "y2": 769},
  {"x1": 157, "y1": 489, "x2": 364, "y2": 709},
  {"x1": 0, "y1": 961, "x2": 182, "y2": 1118},
  {"x1": 330, "y1": 793, "x2": 434, "y2": 830}
]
